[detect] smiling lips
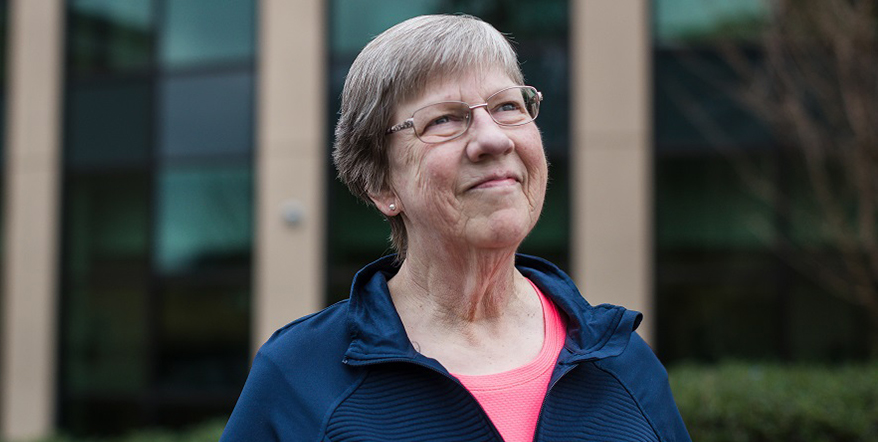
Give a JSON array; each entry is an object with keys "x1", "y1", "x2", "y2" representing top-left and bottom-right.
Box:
[{"x1": 469, "y1": 173, "x2": 521, "y2": 190}]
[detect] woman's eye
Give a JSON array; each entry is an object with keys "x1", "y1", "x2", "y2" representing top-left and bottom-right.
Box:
[
  {"x1": 495, "y1": 101, "x2": 523, "y2": 112},
  {"x1": 426, "y1": 113, "x2": 463, "y2": 128},
  {"x1": 429, "y1": 115, "x2": 452, "y2": 126}
]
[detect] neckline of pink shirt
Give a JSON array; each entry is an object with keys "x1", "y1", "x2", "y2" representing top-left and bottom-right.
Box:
[{"x1": 452, "y1": 279, "x2": 566, "y2": 390}]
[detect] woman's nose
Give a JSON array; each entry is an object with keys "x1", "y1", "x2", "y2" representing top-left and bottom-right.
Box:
[{"x1": 464, "y1": 107, "x2": 514, "y2": 161}]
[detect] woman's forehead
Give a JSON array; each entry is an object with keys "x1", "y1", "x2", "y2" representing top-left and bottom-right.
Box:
[{"x1": 393, "y1": 70, "x2": 517, "y2": 116}]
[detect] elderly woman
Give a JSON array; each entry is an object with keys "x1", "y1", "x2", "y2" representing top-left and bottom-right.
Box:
[{"x1": 222, "y1": 14, "x2": 689, "y2": 442}]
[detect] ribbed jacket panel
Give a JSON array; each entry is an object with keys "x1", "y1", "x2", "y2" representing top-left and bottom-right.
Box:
[
  {"x1": 538, "y1": 363, "x2": 659, "y2": 442},
  {"x1": 325, "y1": 363, "x2": 500, "y2": 441}
]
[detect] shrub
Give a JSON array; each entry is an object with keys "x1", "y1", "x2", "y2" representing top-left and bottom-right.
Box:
[
  {"x1": 26, "y1": 419, "x2": 225, "y2": 442},
  {"x1": 669, "y1": 362, "x2": 878, "y2": 442}
]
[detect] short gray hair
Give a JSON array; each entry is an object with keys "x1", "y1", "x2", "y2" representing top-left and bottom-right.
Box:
[{"x1": 332, "y1": 14, "x2": 525, "y2": 260}]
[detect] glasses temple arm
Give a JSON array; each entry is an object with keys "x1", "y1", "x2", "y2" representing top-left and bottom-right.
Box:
[{"x1": 386, "y1": 118, "x2": 414, "y2": 134}]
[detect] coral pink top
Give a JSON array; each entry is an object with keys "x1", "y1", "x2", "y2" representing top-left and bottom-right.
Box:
[{"x1": 453, "y1": 280, "x2": 567, "y2": 442}]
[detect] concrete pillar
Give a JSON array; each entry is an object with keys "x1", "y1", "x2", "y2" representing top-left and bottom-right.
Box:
[
  {"x1": 571, "y1": 1, "x2": 654, "y2": 343},
  {"x1": 1, "y1": 0, "x2": 65, "y2": 439},
  {"x1": 253, "y1": 0, "x2": 326, "y2": 349}
]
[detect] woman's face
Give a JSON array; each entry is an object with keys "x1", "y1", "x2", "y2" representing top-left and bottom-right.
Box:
[{"x1": 377, "y1": 69, "x2": 548, "y2": 255}]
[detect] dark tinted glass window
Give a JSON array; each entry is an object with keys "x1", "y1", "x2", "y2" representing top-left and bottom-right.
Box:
[
  {"x1": 654, "y1": 0, "x2": 765, "y2": 44},
  {"x1": 155, "y1": 166, "x2": 252, "y2": 275},
  {"x1": 66, "y1": 78, "x2": 151, "y2": 168},
  {"x1": 68, "y1": 0, "x2": 153, "y2": 75},
  {"x1": 652, "y1": 0, "x2": 871, "y2": 363},
  {"x1": 61, "y1": 0, "x2": 255, "y2": 435},
  {"x1": 158, "y1": 72, "x2": 254, "y2": 160},
  {"x1": 0, "y1": 0, "x2": 8, "y2": 261},
  {"x1": 60, "y1": 172, "x2": 151, "y2": 434},
  {"x1": 160, "y1": 0, "x2": 255, "y2": 68}
]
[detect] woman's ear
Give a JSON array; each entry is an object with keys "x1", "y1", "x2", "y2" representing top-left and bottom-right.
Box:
[{"x1": 369, "y1": 191, "x2": 401, "y2": 217}]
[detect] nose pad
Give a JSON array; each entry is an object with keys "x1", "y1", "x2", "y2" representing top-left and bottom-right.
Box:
[{"x1": 465, "y1": 107, "x2": 514, "y2": 161}]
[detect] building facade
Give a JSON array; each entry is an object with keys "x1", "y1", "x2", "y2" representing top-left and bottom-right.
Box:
[{"x1": 0, "y1": 0, "x2": 868, "y2": 439}]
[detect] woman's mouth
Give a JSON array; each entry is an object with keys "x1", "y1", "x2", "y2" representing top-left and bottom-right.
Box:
[{"x1": 471, "y1": 177, "x2": 518, "y2": 190}]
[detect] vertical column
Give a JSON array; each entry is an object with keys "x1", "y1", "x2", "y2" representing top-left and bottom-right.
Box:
[
  {"x1": 253, "y1": 0, "x2": 326, "y2": 349},
  {"x1": 1, "y1": 0, "x2": 64, "y2": 439},
  {"x1": 571, "y1": 1, "x2": 654, "y2": 343}
]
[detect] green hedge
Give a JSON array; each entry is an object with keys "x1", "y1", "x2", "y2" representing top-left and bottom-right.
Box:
[
  {"x1": 669, "y1": 362, "x2": 878, "y2": 442},
  {"x1": 26, "y1": 419, "x2": 225, "y2": 442}
]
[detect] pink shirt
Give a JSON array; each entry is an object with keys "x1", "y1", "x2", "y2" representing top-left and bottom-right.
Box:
[{"x1": 453, "y1": 280, "x2": 567, "y2": 442}]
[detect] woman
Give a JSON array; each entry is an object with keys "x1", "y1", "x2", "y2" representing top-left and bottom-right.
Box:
[{"x1": 221, "y1": 14, "x2": 690, "y2": 442}]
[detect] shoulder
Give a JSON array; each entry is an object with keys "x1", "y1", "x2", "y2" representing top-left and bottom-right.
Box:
[
  {"x1": 258, "y1": 299, "x2": 352, "y2": 364},
  {"x1": 596, "y1": 332, "x2": 667, "y2": 382},
  {"x1": 253, "y1": 299, "x2": 359, "y2": 396},
  {"x1": 222, "y1": 300, "x2": 362, "y2": 441},
  {"x1": 595, "y1": 333, "x2": 692, "y2": 442}
]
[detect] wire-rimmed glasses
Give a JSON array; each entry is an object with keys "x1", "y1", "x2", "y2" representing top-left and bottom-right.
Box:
[{"x1": 386, "y1": 85, "x2": 543, "y2": 144}]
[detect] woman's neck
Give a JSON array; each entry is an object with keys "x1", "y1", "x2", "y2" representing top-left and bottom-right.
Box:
[
  {"x1": 388, "y1": 244, "x2": 532, "y2": 328},
  {"x1": 387, "y1": 244, "x2": 545, "y2": 374}
]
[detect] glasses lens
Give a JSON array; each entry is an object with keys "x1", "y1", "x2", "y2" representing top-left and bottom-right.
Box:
[
  {"x1": 488, "y1": 87, "x2": 540, "y2": 126},
  {"x1": 412, "y1": 102, "x2": 470, "y2": 143}
]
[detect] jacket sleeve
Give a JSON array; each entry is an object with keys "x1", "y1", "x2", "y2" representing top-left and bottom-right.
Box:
[
  {"x1": 220, "y1": 352, "x2": 290, "y2": 442},
  {"x1": 596, "y1": 332, "x2": 692, "y2": 442}
]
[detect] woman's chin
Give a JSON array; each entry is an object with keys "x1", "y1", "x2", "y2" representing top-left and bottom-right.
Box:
[{"x1": 463, "y1": 215, "x2": 533, "y2": 252}]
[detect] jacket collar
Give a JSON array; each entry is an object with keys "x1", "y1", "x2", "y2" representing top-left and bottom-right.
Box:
[{"x1": 343, "y1": 254, "x2": 642, "y2": 366}]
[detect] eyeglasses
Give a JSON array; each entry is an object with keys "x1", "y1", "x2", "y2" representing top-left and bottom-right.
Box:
[{"x1": 386, "y1": 85, "x2": 543, "y2": 144}]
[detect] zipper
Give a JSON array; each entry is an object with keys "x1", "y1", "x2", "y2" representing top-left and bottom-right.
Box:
[
  {"x1": 531, "y1": 359, "x2": 582, "y2": 442},
  {"x1": 343, "y1": 356, "x2": 507, "y2": 441}
]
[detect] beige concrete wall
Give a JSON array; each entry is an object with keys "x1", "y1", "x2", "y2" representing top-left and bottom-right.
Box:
[
  {"x1": 1, "y1": 0, "x2": 65, "y2": 440},
  {"x1": 253, "y1": 0, "x2": 327, "y2": 350},
  {"x1": 571, "y1": 1, "x2": 654, "y2": 342}
]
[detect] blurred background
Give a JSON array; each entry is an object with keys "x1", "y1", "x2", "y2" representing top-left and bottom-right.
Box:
[{"x1": 0, "y1": 0, "x2": 875, "y2": 440}]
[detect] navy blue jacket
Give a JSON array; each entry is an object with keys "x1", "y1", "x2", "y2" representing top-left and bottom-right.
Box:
[{"x1": 221, "y1": 255, "x2": 691, "y2": 441}]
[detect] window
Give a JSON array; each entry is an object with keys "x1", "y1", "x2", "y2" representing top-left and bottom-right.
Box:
[
  {"x1": 652, "y1": 0, "x2": 870, "y2": 363},
  {"x1": 60, "y1": 0, "x2": 255, "y2": 434}
]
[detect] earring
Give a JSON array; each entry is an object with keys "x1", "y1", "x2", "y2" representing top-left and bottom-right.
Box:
[{"x1": 389, "y1": 203, "x2": 397, "y2": 212}]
